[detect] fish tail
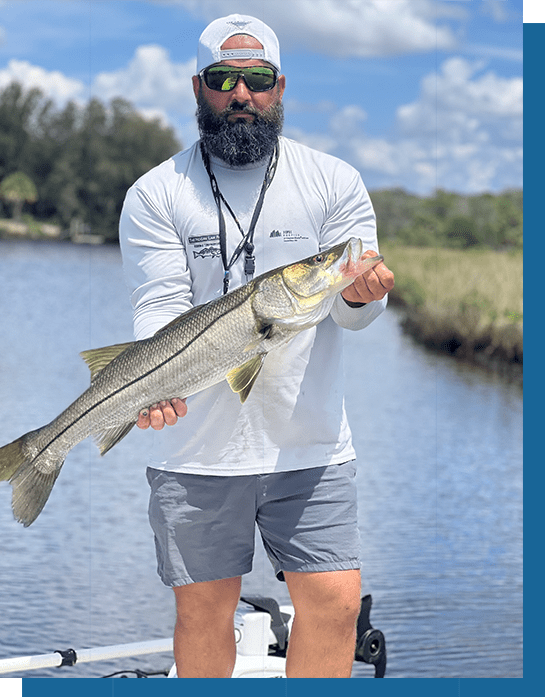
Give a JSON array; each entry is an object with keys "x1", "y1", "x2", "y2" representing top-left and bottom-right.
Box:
[
  {"x1": 0, "y1": 435, "x2": 61, "y2": 527},
  {"x1": 0, "y1": 438, "x2": 26, "y2": 481}
]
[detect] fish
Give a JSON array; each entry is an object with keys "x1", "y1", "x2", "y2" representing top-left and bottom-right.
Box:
[{"x1": 0, "y1": 238, "x2": 383, "y2": 527}]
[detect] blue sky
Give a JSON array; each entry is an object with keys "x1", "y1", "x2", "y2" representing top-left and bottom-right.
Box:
[{"x1": 0, "y1": 0, "x2": 523, "y2": 195}]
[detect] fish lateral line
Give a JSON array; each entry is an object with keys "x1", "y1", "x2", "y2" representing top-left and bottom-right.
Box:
[{"x1": 20, "y1": 283, "x2": 263, "y2": 465}]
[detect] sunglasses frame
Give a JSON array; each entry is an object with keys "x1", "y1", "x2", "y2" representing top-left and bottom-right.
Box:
[{"x1": 200, "y1": 65, "x2": 278, "y2": 93}]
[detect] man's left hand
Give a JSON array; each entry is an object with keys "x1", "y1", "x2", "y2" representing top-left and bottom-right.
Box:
[{"x1": 341, "y1": 249, "x2": 395, "y2": 305}]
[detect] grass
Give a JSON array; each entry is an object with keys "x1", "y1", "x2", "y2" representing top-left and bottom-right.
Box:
[{"x1": 380, "y1": 243, "x2": 523, "y2": 369}]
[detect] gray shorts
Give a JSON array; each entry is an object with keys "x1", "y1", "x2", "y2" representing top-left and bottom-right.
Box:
[{"x1": 146, "y1": 461, "x2": 361, "y2": 587}]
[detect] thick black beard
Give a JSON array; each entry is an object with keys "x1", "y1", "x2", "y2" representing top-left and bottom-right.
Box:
[{"x1": 196, "y1": 90, "x2": 284, "y2": 166}]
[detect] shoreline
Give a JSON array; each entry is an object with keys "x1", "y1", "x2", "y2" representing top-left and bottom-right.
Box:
[
  {"x1": 1, "y1": 235, "x2": 522, "y2": 381},
  {"x1": 389, "y1": 299, "x2": 522, "y2": 383},
  {"x1": 379, "y1": 243, "x2": 522, "y2": 383}
]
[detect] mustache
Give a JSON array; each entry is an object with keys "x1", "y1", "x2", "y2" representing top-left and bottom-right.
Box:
[{"x1": 220, "y1": 101, "x2": 260, "y2": 117}]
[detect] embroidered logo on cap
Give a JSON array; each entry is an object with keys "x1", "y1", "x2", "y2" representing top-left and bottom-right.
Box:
[{"x1": 227, "y1": 20, "x2": 252, "y2": 29}]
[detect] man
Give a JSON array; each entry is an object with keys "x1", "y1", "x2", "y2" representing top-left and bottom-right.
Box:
[{"x1": 119, "y1": 14, "x2": 394, "y2": 678}]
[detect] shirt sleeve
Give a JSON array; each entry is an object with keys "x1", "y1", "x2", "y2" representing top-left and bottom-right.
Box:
[
  {"x1": 319, "y1": 164, "x2": 387, "y2": 330},
  {"x1": 119, "y1": 183, "x2": 193, "y2": 340},
  {"x1": 331, "y1": 293, "x2": 387, "y2": 331}
]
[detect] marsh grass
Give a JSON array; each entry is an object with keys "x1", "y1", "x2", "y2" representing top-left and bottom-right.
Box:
[{"x1": 381, "y1": 243, "x2": 523, "y2": 368}]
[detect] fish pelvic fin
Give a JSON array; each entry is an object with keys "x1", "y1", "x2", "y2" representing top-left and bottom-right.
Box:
[
  {"x1": 226, "y1": 355, "x2": 266, "y2": 403},
  {"x1": 93, "y1": 422, "x2": 136, "y2": 456},
  {"x1": 0, "y1": 435, "x2": 61, "y2": 527},
  {"x1": 80, "y1": 342, "x2": 134, "y2": 381}
]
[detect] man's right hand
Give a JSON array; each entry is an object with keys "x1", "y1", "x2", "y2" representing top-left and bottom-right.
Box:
[{"x1": 137, "y1": 398, "x2": 188, "y2": 430}]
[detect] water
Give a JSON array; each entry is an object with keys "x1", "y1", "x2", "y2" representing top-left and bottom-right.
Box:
[{"x1": 0, "y1": 240, "x2": 522, "y2": 678}]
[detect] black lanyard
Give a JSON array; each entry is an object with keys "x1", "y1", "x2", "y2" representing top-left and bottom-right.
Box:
[{"x1": 200, "y1": 141, "x2": 279, "y2": 294}]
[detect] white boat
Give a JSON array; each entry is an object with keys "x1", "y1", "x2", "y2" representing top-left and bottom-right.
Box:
[{"x1": 0, "y1": 595, "x2": 386, "y2": 678}]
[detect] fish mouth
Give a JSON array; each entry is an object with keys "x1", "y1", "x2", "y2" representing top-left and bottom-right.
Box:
[{"x1": 339, "y1": 238, "x2": 365, "y2": 279}]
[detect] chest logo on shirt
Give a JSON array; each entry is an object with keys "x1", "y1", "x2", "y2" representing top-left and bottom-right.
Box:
[
  {"x1": 188, "y1": 234, "x2": 221, "y2": 260},
  {"x1": 270, "y1": 230, "x2": 310, "y2": 243}
]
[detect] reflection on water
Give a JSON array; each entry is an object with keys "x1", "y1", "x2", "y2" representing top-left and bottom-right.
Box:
[{"x1": 0, "y1": 241, "x2": 522, "y2": 678}]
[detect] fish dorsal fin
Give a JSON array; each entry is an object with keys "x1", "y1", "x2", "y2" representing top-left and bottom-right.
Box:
[
  {"x1": 93, "y1": 422, "x2": 136, "y2": 456},
  {"x1": 80, "y1": 342, "x2": 134, "y2": 381},
  {"x1": 226, "y1": 355, "x2": 265, "y2": 403}
]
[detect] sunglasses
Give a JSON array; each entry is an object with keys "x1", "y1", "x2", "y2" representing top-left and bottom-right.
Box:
[{"x1": 201, "y1": 65, "x2": 278, "y2": 93}]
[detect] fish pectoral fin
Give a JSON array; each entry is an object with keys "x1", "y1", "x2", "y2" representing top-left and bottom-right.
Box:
[
  {"x1": 226, "y1": 355, "x2": 266, "y2": 403},
  {"x1": 94, "y1": 422, "x2": 136, "y2": 456},
  {"x1": 243, "y1": 323, "x2": 275, "y2": 352},
  {"x1": 80, "y1": 343, "x2": 134, "y2": 381}
]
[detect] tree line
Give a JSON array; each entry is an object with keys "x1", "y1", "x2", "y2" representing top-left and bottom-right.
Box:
[
  {"x1": 370, "y1": 187, "x2": 522, "y2": 251},
  {"x1": 0, "y1": 81, "x2": 181, "y2": 241},
  {"x1": 0, "y1": 82, "x2": 522, "y2": 248}
]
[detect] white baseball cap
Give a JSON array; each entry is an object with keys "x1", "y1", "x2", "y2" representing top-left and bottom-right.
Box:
[{"x1": 197, "y1": 14, "x2": 281, "y2": 74}]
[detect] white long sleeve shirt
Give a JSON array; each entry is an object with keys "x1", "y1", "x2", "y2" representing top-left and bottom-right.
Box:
[{"x1": 119, "y1": 136, "x2": 386, "y2": 475}]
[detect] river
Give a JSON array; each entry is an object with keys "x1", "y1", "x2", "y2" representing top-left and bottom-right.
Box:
[{"x1": 0, "y1": 240, "x2": 522, "y2": 679}]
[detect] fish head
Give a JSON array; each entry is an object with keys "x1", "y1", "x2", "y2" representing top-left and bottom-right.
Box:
[
  {"x1": 281, "y1": 238, "x2": 383, "y2": 301},
  {"x1": 253, "y1": 238, "x2": 383, "y2": 328}
]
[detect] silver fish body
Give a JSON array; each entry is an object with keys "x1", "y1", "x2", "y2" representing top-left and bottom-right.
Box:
[{"x1": 0, "y1": 238, "x2": 383, "y2": 526}]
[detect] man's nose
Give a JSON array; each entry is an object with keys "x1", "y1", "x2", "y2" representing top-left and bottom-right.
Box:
[{"x1": 230, "y1": 75, "x2": 252, "y2": 102}]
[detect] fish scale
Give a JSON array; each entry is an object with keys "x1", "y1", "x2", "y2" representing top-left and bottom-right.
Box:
[{"x1": 0, "y1": 238, "x2": 383, "y2": 526}]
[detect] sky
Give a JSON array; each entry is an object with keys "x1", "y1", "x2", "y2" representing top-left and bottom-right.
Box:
[{"x1": 0, "y1": 0, "x2": 523, "y2": 195}]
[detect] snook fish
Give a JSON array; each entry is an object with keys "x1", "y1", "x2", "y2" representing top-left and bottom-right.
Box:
[{"x1": 0, "y1": 238, "x2": 383, "y2": 527}]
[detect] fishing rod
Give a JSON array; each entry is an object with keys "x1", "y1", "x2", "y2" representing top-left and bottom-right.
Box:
[
  {"x1": 0, "y1": 638, "x2": 173, "y2": 675},
  {"x1": 0, "y1": 595, "x2": 387, "y2": 678}
]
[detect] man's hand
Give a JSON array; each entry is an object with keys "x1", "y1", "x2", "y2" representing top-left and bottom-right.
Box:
[
  {"x1": 341, "y1": 249, "x2": 395, "y2": 305},
  {"x1": 137, "y1": 398, "x2": 188, "y2": 430}
]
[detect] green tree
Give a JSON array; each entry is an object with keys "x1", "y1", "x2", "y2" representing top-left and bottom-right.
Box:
[
  {"x1": 494, "y1": 192, "x2": 523, "y2": 249},
  {"x1": 0, "y1": 82, "x2": 182, "y2": 239},
  {"x1": 370, "y1": 187, "x2": 522, "y2": 251},
  {"x1": 445, "y1": 215, "x2": 480, "y2": 249},
  {"x1": 0, "y1": 171, "x2": 38, "y2": 220},
  {"x1": 370, "y1": 188, "x2": 422, "y2": 242},
  {"x1": 33, "y1": 100, "x2": 81, "y2": 221},
  {"x1": 425, "y1": 189, "x2": 459, "y2": 219},
  {"x1": 0, "y1": 82, "x2": 48, "y2": 179},
  {"x1": 70, "y1": 97, "x2": 181, "y2": 240}
]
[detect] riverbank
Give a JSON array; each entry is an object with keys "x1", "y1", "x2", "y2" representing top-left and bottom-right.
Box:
[
  {"x1": 381, "y1": 243, "x2": 522, "y2": 379},
  {"x1": 0, "y1": 233, "x2": 522, "y2": 378},
  {"x1": 0, "y1": 218, "x2": 106, "y2": 244}
]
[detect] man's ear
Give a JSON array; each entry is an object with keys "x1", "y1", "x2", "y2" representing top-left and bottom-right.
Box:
[
  {"x1": 192, "y1": 75, "x2": 201, "y2": 101},
  {"x1": 277, "y1": 74, "x2": 286, "y2": 100}
]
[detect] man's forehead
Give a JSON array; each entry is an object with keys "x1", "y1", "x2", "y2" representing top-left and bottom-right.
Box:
[{"x1": 221, "y1": 34, "x2": 264, "y2": 49}]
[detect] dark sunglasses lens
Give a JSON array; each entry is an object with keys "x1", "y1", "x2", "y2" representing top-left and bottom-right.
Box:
[{"x1": 204, "y1": 67, "x2": 276, "y2": 92}]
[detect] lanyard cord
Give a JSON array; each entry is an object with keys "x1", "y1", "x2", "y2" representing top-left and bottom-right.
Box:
[{"x1": 200, "y1": 141, "x2": 279, "y2": 294}]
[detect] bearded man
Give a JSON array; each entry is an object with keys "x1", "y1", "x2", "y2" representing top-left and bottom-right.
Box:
[{"x1": 119, "y1": 14, "x2": 394, "y2": 678}]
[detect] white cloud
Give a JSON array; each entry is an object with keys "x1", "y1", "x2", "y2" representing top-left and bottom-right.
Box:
[
  {"x1": 465, "y1": 43, "x2": 523, "y2": 63},
  {"x1": 381, "y1": 56, "x2": 522, "y2": 191},
  {"x1": 481, "y1": 0, "x2": 513, "y2": 23},
  {"x1": 171, "y1": 0, "x2": 458, "y2": 57},
  {"x1": 397, "y1": 57, "x2": 522, "y2": 136},
  {"x1": 284, "y1": 99, "x2": 336, "y2": 115},
  {"x1": 0, "y1": 59, "x2": 85, "y2": 103},
  {"x1": 0, "y1": 47, "x2": 198, "y2": 148},
  {"x1": 330, "y1": 105, "x2": 368, "y2": 139},
  {"x1": 283, "y1": 126, "x2": 337, "y2": 156},
  {"x1": 92, "y1": 44, "x2": 197, "y2": 116},
  {"x1": 288, "y1": 56, "x2": 522, "y2": 194}
]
